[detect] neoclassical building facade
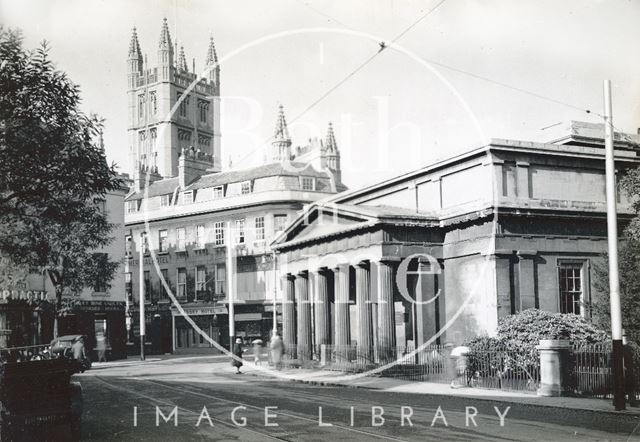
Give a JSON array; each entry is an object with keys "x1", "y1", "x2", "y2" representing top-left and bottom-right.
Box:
[{"x1": 272, "y1": 121, "x2": 640, "y2": 362}]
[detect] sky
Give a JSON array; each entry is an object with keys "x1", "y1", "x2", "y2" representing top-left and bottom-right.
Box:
[{"x1": 2, "y1": 0, "x2": 640, "y2": 190}]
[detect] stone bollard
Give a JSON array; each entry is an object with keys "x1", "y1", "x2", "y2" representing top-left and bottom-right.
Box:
[{"x1": 537, "y1": 339, "x2": 571, "y2": 397}]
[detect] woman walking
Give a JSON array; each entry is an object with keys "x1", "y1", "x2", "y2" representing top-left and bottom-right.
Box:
[{"x1": 231, "y1": 338, "x2": 244, "y2": 374}]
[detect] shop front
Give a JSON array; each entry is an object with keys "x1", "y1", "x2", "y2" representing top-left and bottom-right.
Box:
[
  {"x1": 171, "y1": 304, "x2": 228, "y2": 353},
  {"x1": 58, "y1": 300, "x2": 127, "y2": 360}
]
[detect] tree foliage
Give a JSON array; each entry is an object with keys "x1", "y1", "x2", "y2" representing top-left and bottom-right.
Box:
[{"x1": 0, "y1": 27, "x2": 122, "y2": 321}]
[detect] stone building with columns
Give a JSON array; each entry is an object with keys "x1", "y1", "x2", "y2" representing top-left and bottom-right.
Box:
[{"x1": 271, "y1": 121, "x2": 640, "y2": 363}]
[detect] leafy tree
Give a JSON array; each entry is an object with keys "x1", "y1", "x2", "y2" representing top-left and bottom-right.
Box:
[
  {"x1": 591, "y1": 167, "x2": 640, "y2": 344},
  {"x1": 0, "y1": 27, "x2": 122, "y2": 336}
]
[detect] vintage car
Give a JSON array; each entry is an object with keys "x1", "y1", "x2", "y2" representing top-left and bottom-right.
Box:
[{"x1": 50, "y1": 335, "x2": 92, "y2": 372}]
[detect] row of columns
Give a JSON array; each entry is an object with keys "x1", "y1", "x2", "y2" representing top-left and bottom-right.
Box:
[{"x1": 281, "y1": 260, "x2": 397, "y2": 365}]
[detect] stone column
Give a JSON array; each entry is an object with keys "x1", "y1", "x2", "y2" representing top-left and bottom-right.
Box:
[
  {"x1": 282, "y1": 275, "x2": 296, "y2": 359},
  {"x1": 355, "y1": 262, "x2": 373, "y2": 365},
  {"x1": 415, "y1": 259, "x2": 437, "y2": 356},
  {"x1": 333, "y1": 264, "x2": 350, "y2": 363},
  {"x1": 295, "y1": 273, "x2": 312, "y2": 361},
  {"x1": 314, "y1": 270, "x2": 331, "y2": 353},
  {"x1": 376, "y1": 260, "x2": 396, "y2": 363},
  {"x1": 537, "y1": 339, "x2": 571, "y2": 397}
]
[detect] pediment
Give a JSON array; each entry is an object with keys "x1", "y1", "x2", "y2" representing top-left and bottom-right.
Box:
[{"x1": 275, "y1": 204, "x2": 377, "y2": 246}]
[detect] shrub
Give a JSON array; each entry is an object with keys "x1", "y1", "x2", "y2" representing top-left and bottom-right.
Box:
[
  {"x1": 465, "y1": 309, "x2": 609, "y2": 373},
  {"x1": 496, "y1": 309, "x2": 608, "y2": 347}
]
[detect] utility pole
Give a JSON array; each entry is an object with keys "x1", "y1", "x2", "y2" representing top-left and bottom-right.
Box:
[
  {"x1": 272, "y1": 251, "x2": 278, "y2": 335},
  {"x1": 226, "y1": 221, "x2": 235, "y2": 351},
  {"x1": 139, "y1": 232, "x2": 146, "y2": 361},
  {"x1": 603, "y1": 79, "x2": 625, "y2": 410}
]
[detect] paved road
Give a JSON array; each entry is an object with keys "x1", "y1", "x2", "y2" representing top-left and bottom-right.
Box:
[{"x1": 76, "y1": 357, "x2": 640, "y2": 441}]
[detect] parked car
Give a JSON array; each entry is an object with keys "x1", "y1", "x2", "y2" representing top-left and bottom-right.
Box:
[{"x1": 50, "y1": 335, "x2": 92, "y2": 372}]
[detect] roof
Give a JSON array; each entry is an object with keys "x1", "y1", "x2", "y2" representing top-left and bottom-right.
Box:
[
  {"x1": 187, "y1": 161, "x2": 329, "y2": 191},
  {"x1": 126, "y1": 177, "x2": 179, "y2": 201},
  {"x1": 272, "y1": 202, "x2": 437, "y2": 249},
  {"x1": 125, "y1": 161, "x2": 333, "y2": 201}
]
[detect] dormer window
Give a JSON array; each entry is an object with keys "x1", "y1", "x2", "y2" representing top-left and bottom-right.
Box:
[
  {"x1": 240, "y1": 181, "x2": 252, "y2": 195},
  {"x1": 126, "y1": 200, "x2": 139, "y2": 214},
  {"x1": 182, "y1": 191, "x2": 194, "y2": 204},
  {"x1": 213, "y1": 186, "x2": 224, "y2": 199},
  {"x1": 301, "y1": 177, "x2": 315, "y2": 191},
  {"x1": 160, "y1": 194, "x2": 172, "y2": 207}
]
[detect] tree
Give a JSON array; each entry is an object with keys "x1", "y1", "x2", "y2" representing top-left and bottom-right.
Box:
[
  {"x1": 0, "y1": 27, "x2": 122, "y2": 336},
  {"x1": 591, "y1": 168, "x2": 640, "y2": 344}
]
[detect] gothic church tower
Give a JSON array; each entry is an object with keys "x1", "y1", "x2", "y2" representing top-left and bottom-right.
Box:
[{"x1": 127, "y1": 18, "x2": 222, "y2": 179}]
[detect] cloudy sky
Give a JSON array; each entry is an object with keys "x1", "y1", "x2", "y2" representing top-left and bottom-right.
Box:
[{"x1": 2, "y1": 0, "x2": 639, "y2": 189}]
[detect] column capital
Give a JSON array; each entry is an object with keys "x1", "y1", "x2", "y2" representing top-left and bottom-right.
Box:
[
  {"x1": 379, "y1": 256, "x2": 401, "y2": 263},
  {"x1": 296, "y1": 270, "x2": 309, "y2": 278},
  {"x1": 333, "y1": 263, "x2": 350, "y2": 272}
]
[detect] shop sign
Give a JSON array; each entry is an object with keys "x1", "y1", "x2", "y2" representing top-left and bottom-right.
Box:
[
  {"x1": 235, "y1": 312, "x2": 262, "y2": 321},
  {"x1": 1, "y1": 289, "x2": 50, "y2": 301},
  {"x1": 172, "y1": 306, "x2": 228, "y2": 316}
]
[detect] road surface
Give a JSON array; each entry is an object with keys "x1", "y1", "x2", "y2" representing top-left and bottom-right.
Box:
[{"x1": 76, "y1": 356, "x2": 640, "y2": 441}]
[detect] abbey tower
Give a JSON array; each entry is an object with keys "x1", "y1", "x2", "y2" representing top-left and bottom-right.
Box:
[{"x1": 127, "y1": 18, "x2": 221, "y2": 178}]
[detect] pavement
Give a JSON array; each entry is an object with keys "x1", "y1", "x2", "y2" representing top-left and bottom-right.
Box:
[{"x1": 94, "y1": 354, "x2": 640, "y2": 416}]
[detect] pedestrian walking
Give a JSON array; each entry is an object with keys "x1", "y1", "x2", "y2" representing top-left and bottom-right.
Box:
[
  {"x1": 270, "y1": 332, "x2": 284, "y2": 370},
  {"x1": 72, "y1": 337, "x2": 86, "y2": 361},
  {"x1": 231, "y1": 338, "x2": 244, "y2": 374},
  {"x1": 96, "y1": 332, "x2": 107, "y2": 362},
  {"x1": 252, "y1": 339, "x2": 263, "y2": 366}
]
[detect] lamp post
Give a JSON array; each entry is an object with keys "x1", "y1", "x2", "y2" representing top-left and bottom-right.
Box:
[{"x1": 603, "y1": 79, "x2": 625, "y2": 410}]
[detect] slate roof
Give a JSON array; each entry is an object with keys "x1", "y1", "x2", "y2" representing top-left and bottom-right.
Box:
[
  {"x1": 187, "y1": 161, "x2": 329, "y2": 191},
  {"x1": 125, "y1": 161, "x2": 335, "y2": 201}
]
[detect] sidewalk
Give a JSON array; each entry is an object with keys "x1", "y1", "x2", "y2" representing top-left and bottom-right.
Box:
[{"x1": 233, "y1": 361, "x2": 640, "y2": 416}]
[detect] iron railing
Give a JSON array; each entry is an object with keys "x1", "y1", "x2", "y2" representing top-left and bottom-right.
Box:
[
  {"x1": 465, "y1": 345, "x2": 540, "y2": 392},
  {"x1": 571, "y1": 342, "x2": 613, "y2": 398}
]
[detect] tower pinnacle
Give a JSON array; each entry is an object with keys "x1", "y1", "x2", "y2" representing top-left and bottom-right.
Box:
[
  {"x1": 205, "y1": 35, "x2": 220, "y2": 87},
  {"x1": 158, "y1": 17, "x2": 173, "y2": 50},
  {"x1": 177, "y1": 45, "x2": 188, "y2": 72},
  {"x1": 271, "y1": 104, "x2": 292, "y2": 162},
  {"x1": 324, "y1": 122, "x2": 338, "y2": 153}
]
